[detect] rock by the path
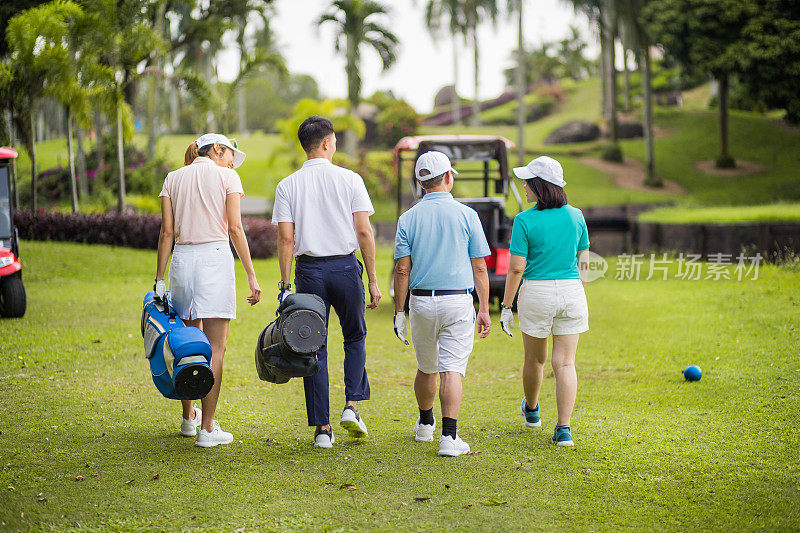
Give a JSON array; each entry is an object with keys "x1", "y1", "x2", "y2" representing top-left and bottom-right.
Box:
[
  {"x1": 616, "y1": 121, "x2": 644, "y2": 139},
  {"x1": 545, "y1": 121, "x2": 601, "y2": 144}
]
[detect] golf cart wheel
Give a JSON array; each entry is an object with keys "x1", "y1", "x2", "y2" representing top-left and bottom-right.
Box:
[{"x1": 0, "y1": 272, "x2": 26, "y2": 318}]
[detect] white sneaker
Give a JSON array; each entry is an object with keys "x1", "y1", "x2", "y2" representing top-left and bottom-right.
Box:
[
  {"x1": 314, "y1": 429, "x2": 335, "y2": 449},
  {"x1": 438, "y1": 434, "x2": 470, "y2": 457},
  {"x1": 179, "y1": 406, "x2": 202, "y2": 437},
  {"x1": 340, "y1": 407, "x2": 368, "y2": 438},
  {"x1": 414, "y1": 417, "x2": 436, "y2": 442},
  {"x1": 195, "y1": 421, "x2": 233, "y2": 448}
]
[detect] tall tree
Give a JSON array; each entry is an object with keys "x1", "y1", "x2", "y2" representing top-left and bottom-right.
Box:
[
  {"x1": 463, "y1": 0, "x2": 499, "y2": 125},
  {"x1": 599, "y1": 0, "x2": 622, "y2": 161},
  {"x1": 514, "y1": 0, "x2": 525, "y2": 167},
  {"x1": 2, "y1": 0, "x2": 83, "y2": 210},
  {"x1": 425, "y1": 0, "x2": 467, "y2": 125},
  {"x1": 317, "y1": 0, "x2": 398, "y2": 154},
  {"x1": 617, "y1": 0, "x2": 660, "y2": 186},
  {"x1": 644, "y1": 0, "x2": 750, "y2": 168},
  {"x1": 733, "y1": 0, "x2": 800, "y2": 124},
  {"x1": 0, "y1": 0, "x2": 47, "y2": 57},
  {"x1": 78, "y1": 0, "x2": 162, "y2": 212}
]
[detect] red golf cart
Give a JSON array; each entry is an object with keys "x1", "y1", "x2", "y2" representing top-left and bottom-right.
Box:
[
  {"x1": 0, "y1": 147, "x2": 25, "y2": 318},
  {"x1": 391, "y1": 135, "x2": 524, "y2": 308}
]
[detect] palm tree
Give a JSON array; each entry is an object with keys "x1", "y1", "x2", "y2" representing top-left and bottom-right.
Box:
[
  {"x1": 317, "y1": 0, "x2": 399, "y2": 139},
  {"x1": 463, "y1": 0, "x2": 499, "y2": 125},
  {"x1": 504, "y1": 0, "x2": 526, "y2": 165},
  {"x1": 425, "y1": 0, "x2": 467, "y2": 125},
  {"x1": 78, "y1": 0, "x2": 162, "y2": 213},
  {"x1": 3, "y1": 0, "x2": 83, "y2": 210},
  {"x1": 616, "y1": 0, "x2": 660, "y2": 185}
]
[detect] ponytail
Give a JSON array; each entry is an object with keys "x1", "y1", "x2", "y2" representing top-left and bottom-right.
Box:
[{"x1": 184, "y1": 141, "x2": 199, "y2": 166}]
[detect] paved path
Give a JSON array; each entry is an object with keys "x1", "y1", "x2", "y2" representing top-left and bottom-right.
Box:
[{"x1": 241, "y1": 196, "x2": 271, "y2": 217}]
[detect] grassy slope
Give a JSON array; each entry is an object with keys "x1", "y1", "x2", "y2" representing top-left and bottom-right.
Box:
[
  {"x1": 1, "y1": 242, "x2": 799, "y2": 531},
  {"x1": 424, "y1": 78, "x2": 800, "y2": 219},
  {"x1": 423, "y1": 79, "x2": 671, "y2": 211}
]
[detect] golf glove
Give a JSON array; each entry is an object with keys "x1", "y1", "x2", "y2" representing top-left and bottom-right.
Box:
[
  {"x1": 394, "y1": 312, "x2": 409, "y2": 345},
  {"x1": 154, "y1": 279, "x2": 167, "y2": 300},
  {"x1": 500, "y1": 306, "x2": 514, "y2": 337},
  {"x1": 278, "y1": 288, "x2": 293, "y2": 305}
]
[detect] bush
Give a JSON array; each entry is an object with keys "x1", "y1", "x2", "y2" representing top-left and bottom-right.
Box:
[
  {"x1": 600, "y1": 143, "x2": 624, "y2": 163},
  {"x1": 366, "y1": 93, "x2": 421, "y2": 148},
  {"x1": 376, "y1": 100, "x2": 420, "y2": 148},
  {"x1": 15, "y1": 210, "x2": 278, "y2": 259},
  {"x1": 37, "y1": 167, "x2": 72, "y2": 202},
  {"x1": 334, "y1": 151, "x2": 396, "y2": 201},
  {"x1": 85, "y1": 140, "x2": 170, "y2": 197}
]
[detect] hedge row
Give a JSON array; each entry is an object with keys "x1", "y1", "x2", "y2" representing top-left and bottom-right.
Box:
[{"x1": 14, "y1": 210, "x2": 278, "y2": 259}]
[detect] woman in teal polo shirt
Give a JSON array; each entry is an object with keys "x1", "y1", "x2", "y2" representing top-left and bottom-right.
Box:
[{"x1": 500, "y1": 156, "x2": 589, "y2": 447}]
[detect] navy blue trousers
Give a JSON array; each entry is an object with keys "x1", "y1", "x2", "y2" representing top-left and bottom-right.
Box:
[{"x1": 294, "y1": 254, "x2": 370, "y2": 426}]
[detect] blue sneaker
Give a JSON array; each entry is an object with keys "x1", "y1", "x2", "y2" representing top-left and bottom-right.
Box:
[
  {"x1": 552, "y1": 425, "x2": 574, "y2": 447},
  {"x1": 520, "y1": 398, "x2": 541, "y2": 428}
]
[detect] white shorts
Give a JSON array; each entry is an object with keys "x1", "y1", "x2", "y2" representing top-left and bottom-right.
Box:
[
  {"x1": 168, "y1": 241, "x2": 236, "y2": 320},
  {"x1": 409, "y1": 293, "x2": 475, "y2": 376},
  {"x1": 518, "y1": 279, "x2": 588, "y2": 338}
]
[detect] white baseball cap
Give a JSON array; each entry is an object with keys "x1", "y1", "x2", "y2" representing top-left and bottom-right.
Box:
[
  {"x1": 195, "y1": 133, "x2": 246, "y2": 168},
  {"x1": 414, "y1": 151, "x2": 459, "y2": 181},
  {"x1": 512, "y1": 156, "x2": 566, "y2": 188}
]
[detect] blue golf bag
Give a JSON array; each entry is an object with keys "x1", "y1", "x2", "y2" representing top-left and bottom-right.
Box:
[
  {"x1": 141, "y1": 291, "x2": 214, "y2": 400},
  {"x1": 254, "y1": 293, "x2": 326, "y2": 384}
]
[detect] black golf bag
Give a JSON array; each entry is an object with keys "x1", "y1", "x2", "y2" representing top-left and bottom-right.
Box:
[{"x1": 254, "y1": 293, "x2": 327, "y2": 384}]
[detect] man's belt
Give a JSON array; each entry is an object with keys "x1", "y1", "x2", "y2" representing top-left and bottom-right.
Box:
[
  {"x1": 296, "y1": 252, "x2": 355, "y2": 263},
  {"x1": 410, "y1": 289, "x2": 471, "y2": 296}
]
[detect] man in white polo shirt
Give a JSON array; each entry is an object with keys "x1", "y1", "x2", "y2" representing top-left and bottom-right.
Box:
[
  {"x1": 392, "y1": 150, "x2": 492, "y2": 457},
  {"x1": 272, "y1": 115, "x2": 381, "y2": 448}
]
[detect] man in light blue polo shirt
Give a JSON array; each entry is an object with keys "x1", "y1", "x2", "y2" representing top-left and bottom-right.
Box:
[{"x1": 392, "y1": 150, "x2": 492, "y2": 457}]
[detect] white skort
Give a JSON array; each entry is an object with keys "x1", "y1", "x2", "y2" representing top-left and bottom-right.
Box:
[
  {"x1": 168, "y1": 240, "x2": 236, "y2": 320},
  {"x1": 518, "y1": 279, "x2": 588, "y2": 338},
  {"x1": 409, "y1": 293, "x2": 475, "y2": 376}
]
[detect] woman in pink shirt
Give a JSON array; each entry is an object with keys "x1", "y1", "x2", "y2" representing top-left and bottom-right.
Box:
[{"x1": 155, "y1": 134, "x2": 261, "y2": 448}]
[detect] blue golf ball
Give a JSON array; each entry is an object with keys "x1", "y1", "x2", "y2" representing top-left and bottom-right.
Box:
[{"x1": 683, "y1": 364, "x2": 702, "y2": 381}]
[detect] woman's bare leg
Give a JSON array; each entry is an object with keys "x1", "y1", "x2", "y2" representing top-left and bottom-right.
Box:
[
  {"x1": 197, "y1": 318, "x2": 230, "y2": 432},
  {"x1": 551, "y1": 334, "x2": 579, "y2": 427},
  {"x1": 522, "y1": 333, "x2": 548, "y2": 409},
  {"x1": 180, "y1": 318, "x2": 203, "y2": 419}
]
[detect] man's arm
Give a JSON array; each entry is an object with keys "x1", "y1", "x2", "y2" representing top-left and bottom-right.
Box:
[
  {"x1": 354, "y1": 211, "x2": 381, "y2": 309},
  {"x1": 393, "y1": 255, "x2": 411, "y2": 313},
  {"x1": 277, "y1": 222, "x2": 295, "y2": 285},
  {"x1": 471, "y1": 257, "x2": 491, "y2": 338}
]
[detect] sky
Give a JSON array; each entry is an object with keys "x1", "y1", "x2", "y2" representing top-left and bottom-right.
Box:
[{"x1": 219, "y1": 0, "x2": 598, "y2": 113}]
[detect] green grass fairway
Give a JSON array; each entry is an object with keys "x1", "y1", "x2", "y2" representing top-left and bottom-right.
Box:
[{"x1": 1, "y1": 242, "x2": 799, "y2": 531}]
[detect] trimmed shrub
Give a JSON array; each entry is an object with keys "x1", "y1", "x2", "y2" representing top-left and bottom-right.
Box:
[
  {"x1": 15, "y1": 210, "x2": 278, "y2": 259},
  {"x1": 334, "y1": 152, "x2": 395, "y2": 201},
  {"x1": 600, "y1": 143, "x2": 624, "y2": 163}
]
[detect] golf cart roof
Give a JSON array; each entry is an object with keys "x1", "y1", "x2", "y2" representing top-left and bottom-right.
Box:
[
  {"x1": 394, "y1": 135, "x2": 515, "y2": 153},
  {"x1": 0, "y1": 147, "x2": 18, "y2": 160}
]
